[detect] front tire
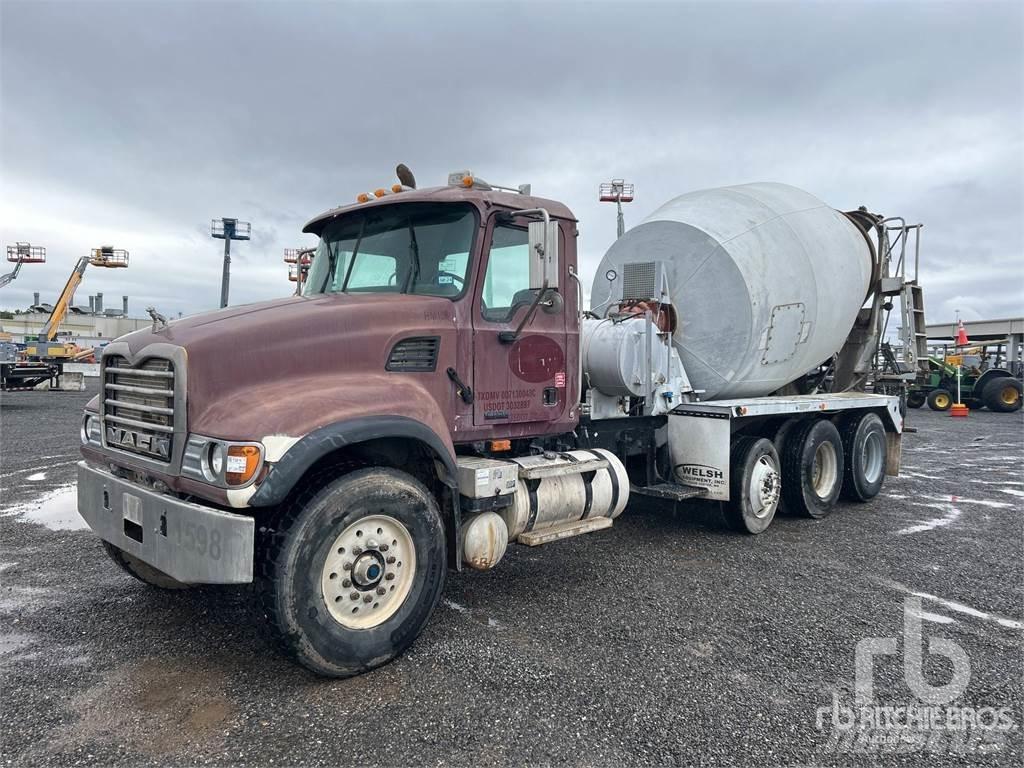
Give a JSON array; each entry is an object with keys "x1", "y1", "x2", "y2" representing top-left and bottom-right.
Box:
[
  {"x1": 906, "y1": 391, "x2": 926, "y2": 409},
  {"x1": 724, "y1": 437, "x2": 781, "y2": 534},
  {"x1": 781, "y1": 419, "x2": 845, "y2": 519},
  {"x1": 256, "y1": 467, "x2": 446, "y2": 677},
  {"x1": 839, "y1": 412, "x2": 887, "y2": 502}
]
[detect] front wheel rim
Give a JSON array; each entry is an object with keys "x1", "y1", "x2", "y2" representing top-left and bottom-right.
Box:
[
  {"x1": 1001, "y1": 387, "x2": 1019, "y2": 406},
  {"x1": 935, "y1": 394, "x2": 950, "y2": 408},
  {"x1": 321, "y1": 514, "x2": 416, "y2": 630}
]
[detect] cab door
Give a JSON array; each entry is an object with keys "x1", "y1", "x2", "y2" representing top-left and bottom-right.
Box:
[{"x1": 470, "y1": 213, "x2": 568, "y2": 431}]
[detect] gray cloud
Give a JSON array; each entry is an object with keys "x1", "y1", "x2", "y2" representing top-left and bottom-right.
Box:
[{"x1": 2, "y1": 0, "x2": 1021, "y2": 322}]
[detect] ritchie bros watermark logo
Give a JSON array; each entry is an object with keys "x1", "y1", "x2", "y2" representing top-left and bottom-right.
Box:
[{"x1": 816, "y1": 596, "x2": 1017, "y2": 755}]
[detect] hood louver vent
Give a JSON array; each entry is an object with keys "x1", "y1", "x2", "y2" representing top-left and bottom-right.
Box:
[{"x1": 387, "y1": 336, "x2": 440, "y2": 372}]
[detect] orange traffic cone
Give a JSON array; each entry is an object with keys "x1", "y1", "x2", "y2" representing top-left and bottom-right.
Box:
[{"x1": 956, "y1": 320, "x2": 969, "y2": 347}]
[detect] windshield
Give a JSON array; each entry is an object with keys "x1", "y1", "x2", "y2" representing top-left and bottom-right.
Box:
[{"x1": 303, "y1": 202, "x2": 477, "y2": 298}]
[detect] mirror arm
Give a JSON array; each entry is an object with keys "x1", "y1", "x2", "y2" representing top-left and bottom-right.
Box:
[
  {"x1": 513, "y1": 208, "x2": 550, "y2": 226},
  {"x1": 498, "y1": 279, "x2": 550, "y2": 344}
]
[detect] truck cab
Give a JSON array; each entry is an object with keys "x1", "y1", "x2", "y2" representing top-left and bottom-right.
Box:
[{"x1": 78, "y1": 175, "x2": 594, "y2": 676}]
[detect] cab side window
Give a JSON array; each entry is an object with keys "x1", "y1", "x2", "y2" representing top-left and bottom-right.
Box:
[{"x1": 481, "y1": 224, "x2": 532, "y2": 322}]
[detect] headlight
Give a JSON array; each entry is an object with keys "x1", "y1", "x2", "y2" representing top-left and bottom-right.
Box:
[
  {"x1": 81, "y1": 413, "x2": 101, "y2": 446},
  {"x1": 186, "y1": 435, "x2": 263, "y2": 487},
  {"x1": 209, "y1": 443, "x2": 225, "y2": 477}
]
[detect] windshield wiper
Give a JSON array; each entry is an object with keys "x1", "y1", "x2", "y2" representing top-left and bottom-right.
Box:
[
  {"x1": 339, "y1": 218, "x2": 367, "y2": 292},
  {"x1": 404, "y1": 216, "x2": 420, "y2": 293},
  {"x1": 319, "y1": 240, "x2": 336, "y2": 293}
]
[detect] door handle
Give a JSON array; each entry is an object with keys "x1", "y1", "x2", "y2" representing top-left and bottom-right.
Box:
[{"x1": 446, "y1": 367, "x2": 474, "y2": 404}]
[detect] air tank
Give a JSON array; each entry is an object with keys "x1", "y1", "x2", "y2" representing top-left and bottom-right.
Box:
[{"x1": 590, "y1": 183, "x2": 874, "y2": 400}]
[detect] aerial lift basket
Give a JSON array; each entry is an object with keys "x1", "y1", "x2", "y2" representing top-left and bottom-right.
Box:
[
  {"x1": 6, "y1": 243, "x2": 46, "y2": 263},
  {"x1": 89, "y1": 246, "x2": 129, "y2": 268}
]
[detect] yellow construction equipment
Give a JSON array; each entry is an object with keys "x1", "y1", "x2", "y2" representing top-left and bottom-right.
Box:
[{"x1": 25, "y1": 246, "x2": 129, "y2": 360}]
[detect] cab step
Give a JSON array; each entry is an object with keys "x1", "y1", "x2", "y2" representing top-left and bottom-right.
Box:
[
  {"x1": 517, "y1": 516, "x2": 612, "y2": 546},
  {"x1": 630, "y1": 482, "x2": 708, "y2": 502}
]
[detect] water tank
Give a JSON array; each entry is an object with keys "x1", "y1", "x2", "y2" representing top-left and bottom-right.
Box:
[{"x1": 590, "y1": 183, "x2": 874, "y2": 400}]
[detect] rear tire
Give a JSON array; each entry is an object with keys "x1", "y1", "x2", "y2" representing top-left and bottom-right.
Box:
[
  {"x1": 781, "y1": 419, "x2": 844, "y2": 519},
  {"x1": 102, "y1": 540, "x2": 191, "y2": 590},
  {"x1": 839, "y1": 412, "x2": 887, "y2": 502},
  {"x1": 906, "y1": 391, "x2": 926, "y2": 409},
  {"x1": 983, "y1": 378, "x2": 1022, "y2": 413},
  {"x1": 927, "y1": 389, "x2": 952, "y2": 411},
  {"x1": 723, "y1": 437, "x2": 781, "y2": 534},
  {"x1": 256, "y1": 467, "x2": 446, "y2": 678}
]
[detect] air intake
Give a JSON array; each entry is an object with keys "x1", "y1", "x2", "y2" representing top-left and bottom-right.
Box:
[
  {"x1": 386, "y1": 337, "x2": 440, "y2": 372},
  {"x1": 621, "y1": 261, "x2": 657, "y2": 301}
]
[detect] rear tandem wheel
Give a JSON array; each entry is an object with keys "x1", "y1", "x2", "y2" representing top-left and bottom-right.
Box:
[
  {"x1": 839, "y1": 412, "x2": 887, "y2": 502},
  {"x1": 781, "y1": 418, "x2": 845, "y2": 519},
  {"x1": 724, "y1": 437, "x2": 781, "y2": 534}
]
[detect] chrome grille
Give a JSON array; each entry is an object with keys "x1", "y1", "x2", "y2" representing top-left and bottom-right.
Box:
[{"x1": 103, "y1": 356, "x2": 175, "y2": 461}]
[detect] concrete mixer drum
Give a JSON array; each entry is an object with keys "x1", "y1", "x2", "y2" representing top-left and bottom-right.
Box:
[{"x1": 591, "y1": 183, "x2": 878, "y2": 401}]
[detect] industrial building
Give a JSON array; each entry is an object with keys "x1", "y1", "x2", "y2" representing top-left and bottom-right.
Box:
[{"x1": 1, "y1": 292, "x2": 150, "y2": 347}]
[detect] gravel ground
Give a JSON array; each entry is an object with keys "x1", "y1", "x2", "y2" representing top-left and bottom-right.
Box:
[{"x1": 1, "y1": 382, "x2": 1021, "y2": 767}]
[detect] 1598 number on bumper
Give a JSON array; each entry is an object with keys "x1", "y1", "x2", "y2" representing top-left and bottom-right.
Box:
[{"x1": 77, "y1": 462, "x2": 254, "y2": 584}]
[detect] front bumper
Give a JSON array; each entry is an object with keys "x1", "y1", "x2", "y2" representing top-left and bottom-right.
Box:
[{"x1": 77, "y1": 461, "x2": 254, "y2": 584}]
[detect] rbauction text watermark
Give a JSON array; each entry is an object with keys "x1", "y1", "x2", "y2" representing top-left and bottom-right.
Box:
[{"x1": 816, "y1": 596, "x2": 1017, "y2": 754}]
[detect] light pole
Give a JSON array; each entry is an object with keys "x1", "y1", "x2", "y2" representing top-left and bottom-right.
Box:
[
  {"x1": 211, "y1": 218, "x2": 251, "y2": 308},
  {"x1": 599, "y1": 179, "x2": 635, "y2": 239}
]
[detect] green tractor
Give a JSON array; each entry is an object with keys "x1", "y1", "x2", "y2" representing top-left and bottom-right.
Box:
[{"x1": 908, "y1": 355, "x2": 1022, "y2": 412}]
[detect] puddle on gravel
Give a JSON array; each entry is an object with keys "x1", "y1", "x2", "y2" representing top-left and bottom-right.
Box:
[
  {"x1": 1, "y1": 484, "x2": 88, "y2": 530},
  {"x1": 48, "y1": 657, "x2": 235, "y2": 759},
  {"x1": 0, "y1": 585, "x2": 59, "y2": 613},
  {"x1": 0, "y1": 632, "x2": 36, "y2": 656}
]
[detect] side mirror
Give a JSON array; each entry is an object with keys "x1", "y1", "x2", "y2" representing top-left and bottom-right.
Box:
[{"x1": 528, "y1": 220, "x2": 559, "y2": 290}]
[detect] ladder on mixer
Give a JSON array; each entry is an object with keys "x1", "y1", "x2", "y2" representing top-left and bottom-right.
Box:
[
  {"x1": 900, "y1": 282, "x2": 930, "y2": 377},
  {"x1": 874, "y1": 221, "x2": 927, "y2": 382}
]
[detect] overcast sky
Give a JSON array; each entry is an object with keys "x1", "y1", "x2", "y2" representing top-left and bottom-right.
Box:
[{"x1": 2, "y1": 0, "x2": 1022, "y2": 326}]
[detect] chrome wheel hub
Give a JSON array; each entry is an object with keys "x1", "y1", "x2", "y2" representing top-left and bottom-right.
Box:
[
  {"x1": 750, "y1": 455, "x2": 780, "y2": 518},
  {"x1": 321, "y1": 514, "x2": 415, "y2": 630}
]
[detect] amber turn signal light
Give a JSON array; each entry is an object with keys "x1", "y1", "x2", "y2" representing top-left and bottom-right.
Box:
[
  {"x1": 226, "y1": 444, "x2": 261, "y2": 485},
  {"x1": 488, "y1": 439, "x2": 511, "y2": 452}
]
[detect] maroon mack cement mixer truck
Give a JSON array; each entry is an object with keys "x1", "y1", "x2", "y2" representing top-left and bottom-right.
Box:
[{"x1": 76, "y1": 166, "x2": 919, "y2": 676}]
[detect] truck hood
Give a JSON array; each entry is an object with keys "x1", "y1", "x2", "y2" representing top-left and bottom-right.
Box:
[{"x1": 110, "y1": 293, "x2": 458, "y2": 435}]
